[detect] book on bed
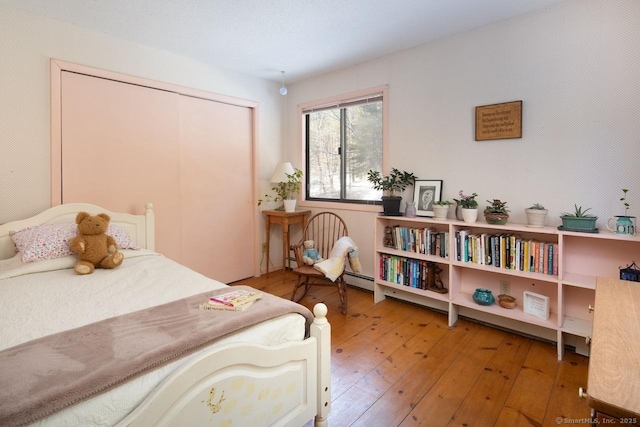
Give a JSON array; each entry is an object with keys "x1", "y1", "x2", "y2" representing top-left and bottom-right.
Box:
[{"x1": 200, "y1": 289, "x2": 262, "y2": 311}]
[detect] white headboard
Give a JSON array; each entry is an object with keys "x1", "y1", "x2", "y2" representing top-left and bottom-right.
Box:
[{"x1": 0, "y1": 203, "x2": 155, "y2": 260}]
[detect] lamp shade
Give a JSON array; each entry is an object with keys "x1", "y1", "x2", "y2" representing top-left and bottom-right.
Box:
[{"x1": 270, "y1": 162, "x2": 295, "y2": 183}]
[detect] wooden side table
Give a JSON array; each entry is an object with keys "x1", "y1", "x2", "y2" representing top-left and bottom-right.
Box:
[
  {"x1": 585, "y1": 277, "x2": 640, "y2": 425},
  {"x1": 263, "y1": 209, "x2": 311, "y2": 280}
]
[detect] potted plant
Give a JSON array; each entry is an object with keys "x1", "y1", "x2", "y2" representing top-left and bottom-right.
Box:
[
  {"x1": 525, "y1": 203, "x2": 548, "y2": 228},
  {"x1": 606, "y1": 189, "x2": 636, "y2": 235},
  {"x1": 484, "y1": 199, "x2": 510, "y2": 225},
  {"x1": 454, "y1": 190, "x2": 478, "y2": 223},
  {"x1": 367, "y1": 168, "x2": 416, "y2": 216},
  {"x1": 560, "y1": 204, "x2": 598, "y2": 232},
  {"x1": 432, "y1": 200, "x2": 452, "y2": 220},
  {"x1": 258, "y1": 168, "x2": 303, "y2": 212}
]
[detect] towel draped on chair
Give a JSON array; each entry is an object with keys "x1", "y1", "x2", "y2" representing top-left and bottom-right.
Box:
[{"x1": 313, "y1": 236, "x2": 361, "y2": 281}]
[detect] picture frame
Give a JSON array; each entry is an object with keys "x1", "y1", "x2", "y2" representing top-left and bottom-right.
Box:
[
  {"x1": 523, "y1": 291, "x2": 550, "y2": 320},
  {"x1": 413, "y1": 180, "x2": 443, "y2": 217},
  {"x1": 475, "y1": 100, "x2": 522, "y2": 141}
]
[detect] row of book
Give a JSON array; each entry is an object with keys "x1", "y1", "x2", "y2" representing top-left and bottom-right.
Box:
[
  {"x1": 382, "y1": 225, "x2": 557, "y2": 275},
  {"x1": 379, "y1": 254, "x2": 439, "y2": 289},
  {"x1": 454, "y1": 230, "x2": 558, "y2": 275},
  {"x1": 384, "y1": 225, "x2": 448, "y2": 258}
]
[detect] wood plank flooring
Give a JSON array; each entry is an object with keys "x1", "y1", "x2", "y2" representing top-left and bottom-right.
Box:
[{"x1": 231, "y1": 271, "x2": 592, "y2": 427}]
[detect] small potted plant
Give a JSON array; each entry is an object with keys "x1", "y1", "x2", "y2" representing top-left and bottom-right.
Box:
[
  {"x1": 432, "y1": 200, "x2": 452, "y2": 220},
  {"x1": 525, "y1": 203, "x2": 548, "y2": 228},
  {"x1": 367, "y1": 168, "x2": 416, "y2": 216},
  {"x1": 484, "y1": 199, "x2": 510, "y2": 225},
  {"x1": 606, "y1": 189, "x2": 636, "y2": 235},
  {"x1": 453, "y1": 190, "x2": 478, "y2": 223},
  {"x1": 258, "y1": 168, "x2": 303, "y2": 212},
  {"x1": 560, "y1": 204, "x2": 598, "y2": 232}
]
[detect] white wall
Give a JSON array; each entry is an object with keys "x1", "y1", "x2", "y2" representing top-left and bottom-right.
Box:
[
  {"x1": 288, "y1": 0, "x2": 640, "y2": 284},
  {"x1": 0, "y1": 5, "x2": 284, "y2": 224},
  {"x1": 2, "y1": 1, "x2": 639, "y2": 283}
]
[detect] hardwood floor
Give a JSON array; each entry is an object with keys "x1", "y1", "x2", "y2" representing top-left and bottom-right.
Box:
[{"x1": 232, "y1": 271, "x2": 592, "y2": 427}]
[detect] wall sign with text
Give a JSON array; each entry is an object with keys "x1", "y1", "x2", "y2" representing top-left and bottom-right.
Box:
[{"x1": 475, "y1": 100, "x2": 522, "y2": 141}]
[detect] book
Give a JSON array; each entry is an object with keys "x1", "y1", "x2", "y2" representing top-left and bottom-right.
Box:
[
  {"x1": 200, "y1": 289, "x2": 262, "y2": 312},
  {"x1": 509, "y1": 235, "x2": 517, "y2": 270},
  {"x1": 200, "y1": 298, "x2": 258, "y2": 312},
  {"x1": 533, "y1": 241, "x2": 540, "y2": 273},
  {"x1": 499, "y1": 234, "x2": 507, "y2": 268},
  {"x1": 458, "y1": 230, "x2": 469, "y2": 262},
  {"x1": 538, "y1": 242, "x2": 545, "y2": 273}
]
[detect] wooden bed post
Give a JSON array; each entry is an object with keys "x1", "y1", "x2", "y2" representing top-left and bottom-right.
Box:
[
  {"x1": 144, "y1": 203, "x2": 155, "y2": 252},
  {"x1": 310, "y1": 303, "x2": 331, "y2": 427}
]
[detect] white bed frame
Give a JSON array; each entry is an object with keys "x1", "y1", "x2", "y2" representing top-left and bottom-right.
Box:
[
  {"x1": 0, "y1": 203, "x2": 331, "y2": 427},
  {"x1": 0, "y1": 202, "x2": 155, "y2": 260}
]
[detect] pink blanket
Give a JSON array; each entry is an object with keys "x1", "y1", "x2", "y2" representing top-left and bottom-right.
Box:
[{"x1": 0, "y1": 286, "x2": 313, "y2": 427}]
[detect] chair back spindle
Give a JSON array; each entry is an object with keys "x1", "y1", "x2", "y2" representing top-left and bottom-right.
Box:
[{"x1": 304, "y1": 213, "x2": 348, "y2": 260}]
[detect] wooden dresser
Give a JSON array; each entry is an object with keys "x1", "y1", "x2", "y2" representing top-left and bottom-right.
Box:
[{"x1": 586, "y1": 277, "x2": 640, "y2": 425}]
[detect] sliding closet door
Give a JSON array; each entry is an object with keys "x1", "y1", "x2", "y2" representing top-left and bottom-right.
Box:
[
  {"x1": 60, "y1": 71, "x2": 183, "y2": 261},
  {"x1": 57, "y1": 65, "x2": 258, "y2": 281},
  {"x1": 178, "y1": 95, "x2": 254, "y2": 282}
]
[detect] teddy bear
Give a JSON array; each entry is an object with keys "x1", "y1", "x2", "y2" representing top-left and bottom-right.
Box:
[
  {"x1": 302, "y1": 240, "x2": 323, "y2": 265},
  {"x1": 69, "y1": 212, "x2": 124, "y2": 275}
]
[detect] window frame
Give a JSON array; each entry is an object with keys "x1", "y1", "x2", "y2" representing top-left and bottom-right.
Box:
[{"x1": 298, "y1": 86, "x2": 389, "y2": 212}]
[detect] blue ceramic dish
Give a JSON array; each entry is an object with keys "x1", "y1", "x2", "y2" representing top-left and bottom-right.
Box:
[{"x1": 473, "y1": 288, "x2": 495, "y2": 305}]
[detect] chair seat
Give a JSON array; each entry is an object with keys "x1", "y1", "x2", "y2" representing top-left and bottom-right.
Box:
[{"x1": 292, "y1": 265, "x2": 326, "y2": 277}]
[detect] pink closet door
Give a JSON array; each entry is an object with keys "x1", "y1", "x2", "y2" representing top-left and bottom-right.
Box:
[
  {"x1": 60, "y1": 71, "x2": 183, "y2": 262},
  {"x1": 59, "y1": 70, "x2": 256, "y2": 282},
  {"x1": 178, "y1": 95, "x2": 253, "y2": 282}
]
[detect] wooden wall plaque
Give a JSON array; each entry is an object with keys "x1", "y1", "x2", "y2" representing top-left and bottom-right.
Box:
[{"x1": 475, "y1": 100, "x2": 522, "y2": 141}]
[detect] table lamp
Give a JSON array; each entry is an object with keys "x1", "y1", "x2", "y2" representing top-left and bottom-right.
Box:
[
  {"x1": 270, "y1": 162, "x2": 295, "y2": 183},
  {"x1": 271, "y1": 162, "x2": 295, "y2": 211}
]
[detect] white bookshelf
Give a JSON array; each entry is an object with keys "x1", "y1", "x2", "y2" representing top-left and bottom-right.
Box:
[{"x1": 373, "y1": 215, "x2": 640, "y2": 360}]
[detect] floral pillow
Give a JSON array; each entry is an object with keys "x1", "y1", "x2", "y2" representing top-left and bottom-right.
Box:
[
  {"x1": 106, "y1": 224, "x2": 139, "y2": 251},
  {"x1": 10, "y1": 222, "x2": 139, "y2": 262}
]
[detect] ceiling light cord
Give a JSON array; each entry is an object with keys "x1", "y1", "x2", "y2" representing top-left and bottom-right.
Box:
[{"x1": 279, "y1": 71, "x2": 288, "y2": 95}]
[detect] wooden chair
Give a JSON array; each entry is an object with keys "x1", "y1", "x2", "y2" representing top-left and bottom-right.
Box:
[{"x1": 290, "y1": 212, "x2": 349, "y2": 314}]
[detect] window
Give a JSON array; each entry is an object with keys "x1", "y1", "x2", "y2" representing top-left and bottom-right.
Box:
[{"x1": 303, "y1": 91, "x2": 384, "y2": 203}]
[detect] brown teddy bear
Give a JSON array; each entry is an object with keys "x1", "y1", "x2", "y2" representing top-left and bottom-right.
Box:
[{"x1": 69, "y1": 212, "x2": 124, "y2": 275}]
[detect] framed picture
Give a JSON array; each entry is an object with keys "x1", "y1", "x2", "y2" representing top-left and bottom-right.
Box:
[
  {"x1": 523, "y1": 291, "x2": 550, "y2": 320},
  {"x1": 413, "y1": 180, "x2": 443, "y2": 217},
  {"x1": 475, "y1": 100, "x2": 522, "y2": 141}
]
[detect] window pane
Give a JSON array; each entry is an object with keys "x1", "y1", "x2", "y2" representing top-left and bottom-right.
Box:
[
  {"x1": 345, "y1": 103, "x2": 382, "y2": 200},
  {"x1": 308, "y1": 110, "x2": 341, "y2": 199},
  {"x1": 305, "y1": 96, "x2": 383, "y2": 202}
]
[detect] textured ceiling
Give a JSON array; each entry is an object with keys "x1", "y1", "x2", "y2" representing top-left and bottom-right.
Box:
[{"x1": 2, "y1": 0, "x2": 569, "y2": 82}]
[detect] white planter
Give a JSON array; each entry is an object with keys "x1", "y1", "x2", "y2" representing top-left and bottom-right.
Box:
[
  {"x1": 283, "y1": 199, "x2": 297, "y2": 212},
  {"x1": 525, "y1": 208, "x2": 548, "y2": 228},
  {"x1": 462, "y1": 208, "x2": 478, "y2": 223},
  {"x1": 432, "y1": 205, "x2": 449, "y2": 220}
]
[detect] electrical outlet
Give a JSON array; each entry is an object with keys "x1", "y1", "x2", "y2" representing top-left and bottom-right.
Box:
[{"x1": 500, "y1": 280, "x2": 511, "y2": 295}]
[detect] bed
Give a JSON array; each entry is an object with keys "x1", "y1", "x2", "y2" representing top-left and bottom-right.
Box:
[{"x1": 0, "y1": 203, "x2": 331, "y2": 427}]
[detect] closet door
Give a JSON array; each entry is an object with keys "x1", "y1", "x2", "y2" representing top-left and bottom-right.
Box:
[
  {"x1": 178, "y1": 95, "x2": 254, "y2": 282},
  {"x1": 60, "y1": 71, "x2": 183, "y2": 261}
]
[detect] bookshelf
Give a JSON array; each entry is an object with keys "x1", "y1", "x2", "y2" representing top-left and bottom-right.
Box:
[{"x1": 374, "y1": 215, "x2": 640, "y2": 360}]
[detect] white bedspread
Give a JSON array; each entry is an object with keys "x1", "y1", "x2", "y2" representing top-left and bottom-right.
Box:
[{"x1": 0, "y1": 251, "x2": 305, "y2": 427}]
